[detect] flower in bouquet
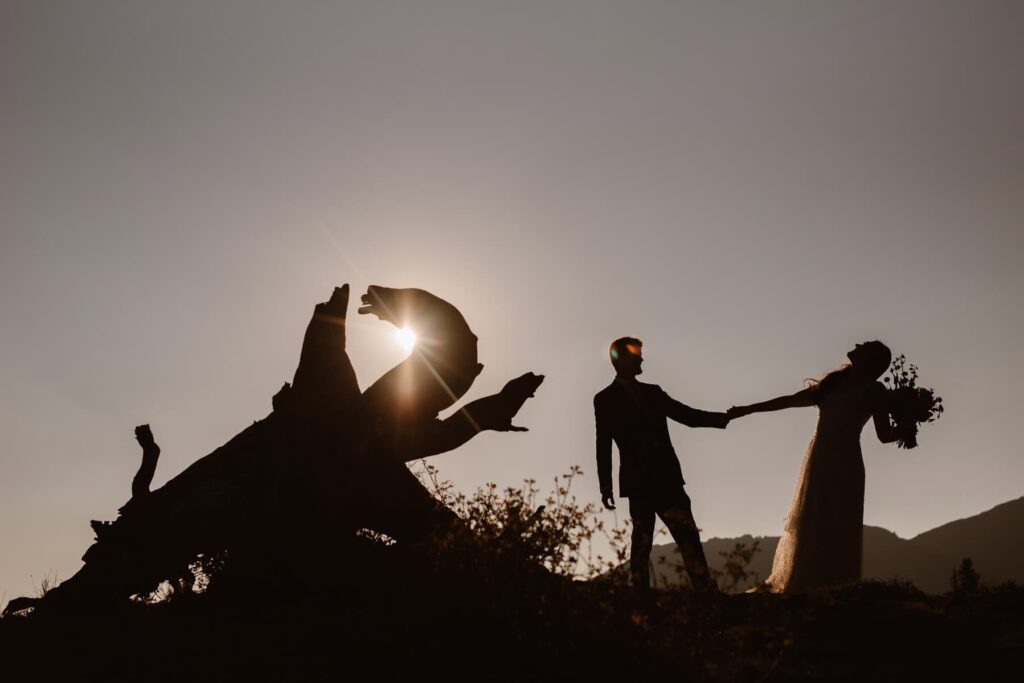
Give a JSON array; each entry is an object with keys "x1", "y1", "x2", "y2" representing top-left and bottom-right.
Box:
[{"x1": 882, "y1": 354, "x2": 944, "y2": 449}]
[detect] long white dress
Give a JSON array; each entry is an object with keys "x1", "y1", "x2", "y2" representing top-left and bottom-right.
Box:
[{"x1": 765, "y1": 379, "x2": 877, "y2": 593}]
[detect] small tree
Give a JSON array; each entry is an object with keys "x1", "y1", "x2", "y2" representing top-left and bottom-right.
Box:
[{"x1": 950, "y1": 557, "x2": 981, "y2": 595}]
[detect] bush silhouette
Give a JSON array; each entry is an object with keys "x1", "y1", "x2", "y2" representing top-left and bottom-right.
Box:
[{"x1": 950, "y1": 557, "x2": 981, "y2": 595}]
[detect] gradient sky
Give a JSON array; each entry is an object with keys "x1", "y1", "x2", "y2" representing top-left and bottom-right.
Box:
[{"x1": 2, "y1": 1, "x2": 1021, "y2": 607}]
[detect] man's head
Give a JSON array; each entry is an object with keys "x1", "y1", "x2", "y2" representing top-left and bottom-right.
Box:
[{"x1": 609, "y1": 336, "x2": 643, "y2": 377}]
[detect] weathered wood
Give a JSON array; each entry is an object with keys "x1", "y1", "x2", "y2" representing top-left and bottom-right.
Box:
[
  {"x1": 4, "y1": 283, "x2": 543, "y2": 616},
  {"x1": 130, "y1": 425, "x2": 160, "y2": 499},
  {"x1": 359, "y1": 285, "x2": 484, "y2": 425},
  {"x1": 392, "y1": 372, "x2": 546, "y2": 461}
]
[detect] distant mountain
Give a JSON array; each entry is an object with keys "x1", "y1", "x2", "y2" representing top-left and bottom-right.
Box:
[{"x1": 644, "y1": 496, "x2": 1024, "y2": 594}]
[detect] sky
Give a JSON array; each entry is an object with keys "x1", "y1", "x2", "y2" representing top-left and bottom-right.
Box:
[{"x1": 1, "y1": 1, "x2": 1021, "y2": 607}]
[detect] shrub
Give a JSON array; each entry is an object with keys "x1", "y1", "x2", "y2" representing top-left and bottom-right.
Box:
[
  {"x1": 950, "y1": 557, "x2": 981, "y2": 595},
  {"x1": 410, "y1": 461, "x2": 633, "y2": 580},
  {"x1": 712, "y1": 540, "x2": 762, "y2": 593}
]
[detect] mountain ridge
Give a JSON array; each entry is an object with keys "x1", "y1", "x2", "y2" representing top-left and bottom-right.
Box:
[{"x1": 649, "y1": 496, "x2": 1024, "y2": 593}]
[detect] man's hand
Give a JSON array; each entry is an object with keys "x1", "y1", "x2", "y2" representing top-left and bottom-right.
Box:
[{"x1": 601, "y1": 492, "x2": 616, "y2": 510}]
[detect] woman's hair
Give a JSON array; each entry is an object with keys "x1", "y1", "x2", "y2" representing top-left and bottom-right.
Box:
[
  {"x1": 808, "y1": 341, "x2": 892, "y2": 398},
  {"x1": 808, "y1": 365, "x2": 852, "y2": 398}
]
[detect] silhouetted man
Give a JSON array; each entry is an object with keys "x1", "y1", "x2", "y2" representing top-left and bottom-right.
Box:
[{"x1": 594, "y1": 337, "x2": 727, "y2": 593}]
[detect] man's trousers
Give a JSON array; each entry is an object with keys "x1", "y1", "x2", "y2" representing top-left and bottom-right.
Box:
[{"x1": 627, "y1": 488, "x2": 717, "y2": 592}]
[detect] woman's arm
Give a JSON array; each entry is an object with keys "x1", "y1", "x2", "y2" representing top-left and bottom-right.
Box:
[
  {"x1": 728, "y1": 386, "x2": 817, "y2": 419},
  {"x1": 871, "y1": 382, "x2": 898, "y2": 444}
]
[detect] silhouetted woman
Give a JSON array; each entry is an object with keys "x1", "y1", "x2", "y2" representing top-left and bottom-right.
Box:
[{"x1": 727, "y1": 341, "x2": 897, "y2": 593}]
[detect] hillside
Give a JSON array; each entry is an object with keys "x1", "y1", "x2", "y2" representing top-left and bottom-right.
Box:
[{"x1": 3, "y1": 498, "x2": 1022, "y2": 680}]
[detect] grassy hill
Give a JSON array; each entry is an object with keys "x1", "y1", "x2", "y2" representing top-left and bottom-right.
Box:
[
  {"x1": 2, "y1": 571, "x2": 1021, "y2": 681},
  {"x1": 2, "y1": 498, "x2": 1023, "y2": 681}
]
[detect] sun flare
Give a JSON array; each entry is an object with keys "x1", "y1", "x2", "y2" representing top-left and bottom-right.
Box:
[{"x1": 394, "y1": 327, "x2": 417, "y2": 353}]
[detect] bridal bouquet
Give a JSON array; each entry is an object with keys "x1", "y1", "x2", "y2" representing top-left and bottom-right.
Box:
[{"x1": 883, "y1": 354, "x2": 944, "y2": 449}]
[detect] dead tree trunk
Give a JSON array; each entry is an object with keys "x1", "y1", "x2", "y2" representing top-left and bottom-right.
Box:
[{"x1": 5, "y1": 284, "x2": 543, "y2": 615}]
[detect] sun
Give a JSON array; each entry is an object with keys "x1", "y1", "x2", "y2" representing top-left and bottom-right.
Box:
[{"x1": 394, "y1": 327, "x2": 417, "y2": 353}]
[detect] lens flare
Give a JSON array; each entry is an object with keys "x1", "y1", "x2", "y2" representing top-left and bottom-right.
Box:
[{"x1": 394, "y1": 327, "x2": 416, "y2": 353}]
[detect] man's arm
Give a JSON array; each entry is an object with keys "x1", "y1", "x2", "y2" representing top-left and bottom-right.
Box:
[
  {"x1": 594, "y1": 395, "x2": 615, "y2": 509},
  {"x1": 657, "y1": 387, "x2": 729, "y2": 429}
]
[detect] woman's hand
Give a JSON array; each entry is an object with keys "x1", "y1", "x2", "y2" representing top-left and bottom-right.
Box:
[{"x1": 728, "y1": 388, "x2": 818, "y2": 419}]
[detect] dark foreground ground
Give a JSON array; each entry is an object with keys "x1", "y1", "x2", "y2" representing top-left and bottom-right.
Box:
[{"x1": 2, "y1": 562, "x2": 1022, "y2": 683}]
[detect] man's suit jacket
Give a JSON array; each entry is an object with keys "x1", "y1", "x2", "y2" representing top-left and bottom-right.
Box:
[{"x1": 594, "y1": 379, "x2": 727, "y2": 499}]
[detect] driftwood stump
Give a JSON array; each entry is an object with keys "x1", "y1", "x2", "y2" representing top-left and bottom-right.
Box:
[{"x1": 5, "y1": 284, "x2": 543, "y2": 615}]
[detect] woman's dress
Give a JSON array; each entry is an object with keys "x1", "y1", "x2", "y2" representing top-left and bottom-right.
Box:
[{"x1": 764, "y1": 380, "x2": 876, "y2": 593}]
